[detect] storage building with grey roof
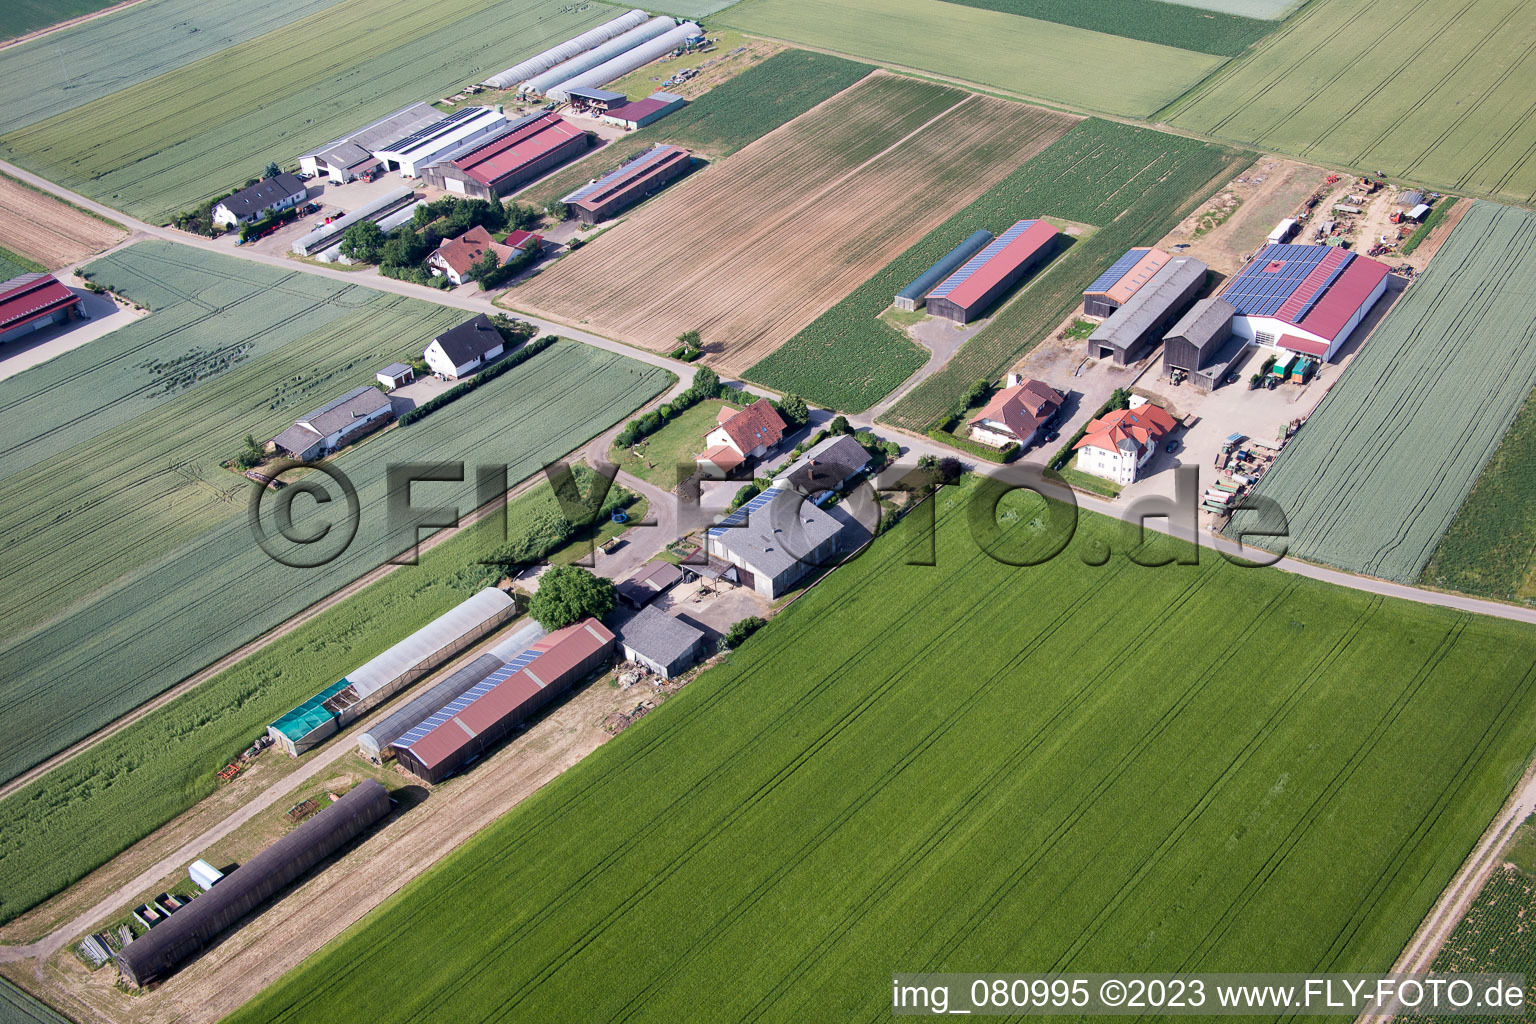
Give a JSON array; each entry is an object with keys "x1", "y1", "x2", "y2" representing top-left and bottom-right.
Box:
[{"x1": 1087, "y1": 257, "x2": 1208, "y2": 367}]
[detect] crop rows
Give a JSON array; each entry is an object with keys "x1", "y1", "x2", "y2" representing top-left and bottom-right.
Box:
[
  {"x1": 0, "y1": 976, "x2": 69, "y2": 1024},
  {"x1": 1228, "y1": 201, "x2": 1536, "y2": 583},
  {"x1": 227, "y1": 483, "x2": 1536, "y2": 1023},
  {"x1": 0, "y1": 172, "x2": 125, "y2": 267},
  {"x1": 941, "y1": 0, "x2": 1272, "y2": 57},
  {"x1": 520, "y1": 75, "x2": 1074, "y2": 374},
  {"x1": 1421, "y1": 866, "x2": 1536, "y2": 1020},
  {"x1": 1165, "y1": 0, "x2": 1536, "y2": 204},
  {"x1": 0, "y1": 0, "x2": 608, "y2": 220},
  {"x1": 879, "y1": 120, "x2": 1249, "y2": 429}
]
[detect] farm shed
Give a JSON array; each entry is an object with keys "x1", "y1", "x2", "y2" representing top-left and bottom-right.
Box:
[
  {"x1": 893, "y1": 229, "x2": 993, "y2": 311},
  {"x1": 1081, "y1": 247, "x2": 1172, "y2": 317},
  {"x1": 1088, "y1": 257, "x2": 1207, "y2": 366},
  {"x1": 421, "y1": 112, "x2": 588, "y2": 200},
  {"x1": 212, "y1": 174, "x2": 307, "y2": 227},
  {"x1": 291, "y1": 188, "x2": 416, "y2": 257},
  {"x1": 566, "y1": 87, "x2": 628, "y2": 111},
  {"x1": 1267, "y1": 218, "x2": 1299, "y2": 244},
  {"x1": 1162, "y1": 297, "x2": 1246, "y2": 393},
  {"x1": 377, "y1": 363, "x2": 414, "y2": 389},
  {"x1": 616, "y1": 560, "x2": 686, "y2": 609},
  {"x1": 562, "y1": 144, "x2": 694, "y2": 224},
  {"x1": 114, "y1": 780, "x2": 389, "y2": 987},
  {"x1": 925, "y1": 219, "x2": 1059, "y2": 324},
  {"x1": 298, "y1": 103, "x2": 440, "y2": 183},
  {"x1": 272, "y1": 385, "x2": 393, "y2": 461},
  {"x1": 0, "y1": 273, "x2": 83, "y2": 345},
  {"x1": 706, "y1": 487, "x2": 849, "y2": 599},
  {"x1": 373, "y1": 107, "x2": 508, "y2": 178},
  {"x1": 1220, "y1": 243, "x2": 1391, "y2": 361},
  {"x1": 188, "y1": 859, "x2": 223, "y2": 892},
  {"x1": 357, "y1": 620, "x2": 546, "y2": 762},
  {"x1": 602, "y1": 92, "x2": 686, "y2": 130},
  {"x1": 1398, "y1": 190, "x2": 1425, "y2": 207},
  {"x1": 482, "y1": 9, "x2": 651, "y2": 89},
  {"x1": 968, "y1": 374, "x2": 1064, "y2": 449},
  {"x1": 520, "y1": 16, "x2": 677, "y2": 97},
  {"x1": 392, "y1": 619, "x2": 616, "y2": 783},
  {"x1": 424, "y1": 313, "x2": 506, "y2": 378},
  {"x1": 546, "y1": 22, "x2": 703, "y2": 103},
  {"x1": 1409, "y1": 204, "x2": 1431, "y2": 221},
  {"x1": 774, "y1": 433, "x2": 871, "y2": 501},
  {"x1": 267, "y1": 588, "x2": 516, "y2": 756},
  {"x1": 618, "y1": 606, "x2": 706, "y2": 679}
]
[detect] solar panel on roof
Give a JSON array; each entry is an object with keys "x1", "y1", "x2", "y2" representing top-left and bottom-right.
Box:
[
  {"x1": 562, "y1": 145, "x2": 677, "y2": 204},
  {"x1": 1287, "y1": 252, "x2": 1353, "y2": 322},
  {"x1": 1221, "y1": 244, "x2": 1334, "y2": 317},
  {"x1": 1084, "y1": 249, "x2": 1149, "y2": 295},
  {"x1": 706, "y1": 487, "x2": 780, "y2": 538},
  {"x1": 393, "y1": 648, "x2": 545, "y2": 750},
  {"x1": 380, "y1": 106, "x2": 483, "y2": 153},
  {"x1": 928, "y1": 221, "x2": 1036, "y2": 301}
]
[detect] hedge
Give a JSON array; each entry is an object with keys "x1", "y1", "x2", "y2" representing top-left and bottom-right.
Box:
[{"x1": 1047, "y1": 388, "x2": 1129, "y2": 470}]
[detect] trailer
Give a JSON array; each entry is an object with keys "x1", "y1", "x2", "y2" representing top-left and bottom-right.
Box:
[{"x1": 1270, "y1": 354, "x2": 1296, "y2": 379}]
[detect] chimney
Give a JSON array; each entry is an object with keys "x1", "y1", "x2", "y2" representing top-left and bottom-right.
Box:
[{"x1": 1006, "y1": 372, "x2": 1022, "y2": 388}]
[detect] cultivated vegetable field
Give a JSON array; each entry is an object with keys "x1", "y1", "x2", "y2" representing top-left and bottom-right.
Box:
[
  {"x1": 1424, "y1": 866, "x2": 1536, "y2": 1009},
  {"x1": 0, "y1": 172, "x2": 124, "y2": 268},
  {"x1": 1168, "y1": 0, "x2": 1300, "y2": 16},
  {"x1": 518, "y1": 74, "x2": 1075, "y2": 375},
  {"x1": 1165, "y1": 0, "x2": 1536, "y2": 204},
  {"x1": 0, "y1": 0, "x2": 609, "y2": 220},
  {"x1": 941, "y1": 0, "x2": 1272, "y2": 56},
  {"x1": 880, "y1": 120, "x2": 1248, "y2": 429},
  {"x1": 0, "y1": 976, "x2": 69, "y2": 1024},
  {"x1": 720, "y1": 0, "x2": 1225, "y2": 117},
  {"x1": 227, "y1": 484, "x2": 1536, "y2": 1023},
  {"x1": 1227, "y1": 202, "x2": 1536, "y2": 583}
]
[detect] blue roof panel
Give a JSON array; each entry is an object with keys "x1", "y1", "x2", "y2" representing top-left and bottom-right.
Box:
[
  {"x1": 896, "y1": 230, "x2": 994, "y2": 302},
  {"x1": 707, "y1": 487, "x2": 780, "y2": 538},
  {"x1": 563, "y1": 146, "x2": 677, "y2": 204},
  {"x1": 394, "y1": 647, "x2": 545, "y2": 750},
  {"x1": 1222, "y1": 244, "x2": 1332, "y2": 317},
  {"x1": 1084, "y1": 248, "x2": 1150, "y2": 295},
  {"x1": 929, "y1": 220, "x2": 1035, "y2": 301}
]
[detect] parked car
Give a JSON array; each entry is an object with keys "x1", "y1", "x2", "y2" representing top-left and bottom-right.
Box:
[
  {"x1": 298, "y1": 203, "x2": 320, "y2": 216},
  {"x1": 1165, "y1": 440, "x2": 1180, "y2": 454},
  {"x1": 1044, "y1": 430, "x2": 1060, "y2": 443}
]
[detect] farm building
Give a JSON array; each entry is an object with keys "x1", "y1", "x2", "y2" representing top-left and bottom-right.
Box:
[
  {"x1": 377, "y1": 362, "x2": 414, "y2": 389},
  {"x1": 291, "y1": 188, "x2": 417, "y2": 258},
  {"x1": 427, "y1": 226, "x2": 541, "y2": 286},
  {"x1": 545, "y1": 22, "x2": 703, "y2": 102},
  {"x1": 1081, "y1": 247, "x2": 1171, "y2": 317},
  {"x1": 1219, "y1": 244, "x2": 1392, "y2": 361},
  {"x1": 0, "y1": 273, "x2": 84, "y2": 345},
  {"x1": 618, "y1": 606, "x2": 706, "y2": 679},
  {"x1": 267, "y1": 588, "x2": 516, "y2": 756},
  {"x1": 706, "y1": 487, "x2": 850, "y2": 599},
  {"x1": 212, "y1": 173, "x2": 307, "y2": 227},
  {"x1": 420, "y1": 112, "x2": 588, "y2": 200},
  {"x1": 271, "y1": 385, "x2": 393, "y2": 461},
  {"x1": 1162, "y1": 297, "x2": 1248, "y2": 393},
  {"x1": 566, "y1": 87, "x2": 628, "y2": 112},
  {"x1": 969, "y1": 374, "x2": 1064, "y2": 449},
  {"x1": 602, "y1": 92, "x2": 686, "y2": 130},
  {"x1": 520, "y1": 16, "x2": 677, "y2": 97},
  {"x1": 698, "y1": 398, "x2": 786, "y2": 477},
  {"x1": 483, "y1": 9, "x2": 651, "y2": 89},
  {"x1": 1267, "y1": 218, "x2": 1299, "y2": 244},
  {"x1": 392, "y1": 619, "x2": 616, "y2": 783},
  {"x1": 1409, "y1": 204, "x2": 1431, "y2": 222},
  {"x1": 298, "y1": 103, "x2": 441, "y2": 183},
  {"x1": 373, "y1": 107, "x2": 507, "y2": 178},
  {"x1": 562, "y1": 144, "x2": 694, "y2": 224},
  {"x1": 774, "y1": 434, "x2": 871, "y2": 502},
  {"x1": 616, "y1": 560, "x2": 687, "y2": 609},
  {"x1": 893, "y1": 229, "x2": 993, "y2": 312},
  {"x1": 925, "y1": 220, "x2": 1059, "y2": 324},
  {"x1": 115, "y1": 780, "x2": 389, "y2": 987},
  {"x1": 1086, "y1": 257, "x2": 1208, "y2": 366},
  {"x1": 357, "y1": 620, "x2": 546, "y2": 762},
  {"x1": 424, "y1": 313, "x2": 506, "y2": 378},
  {"x1": 188, "y1": 860, "x2": 223, "y2": 892},
  {"x1": 1073, "y1": 401, "x2": 1178, "y2": 485}
]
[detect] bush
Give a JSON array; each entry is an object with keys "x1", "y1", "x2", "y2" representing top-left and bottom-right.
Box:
[
  {"x1": 340, "y1": 221, "x2": 386, "y2": 263},
  {"x1": 398, "y1": 336, "x2": 558, "y2": 426},
  {"x1": 721, "y1": 616, "x2": 767, "y2": 650},
  {"x1": 238, "y1": 206, "x2": 297, "y2": 242},
  {"x1": 730, "y1": 482, "x2": 762, "y2": 510},
  {"x1": 774, "y1": 393, "x2": 809, "y2": 428},
  {"x1": 528, "y1": 565, "x2": 614, "y2": 631},
  {"x1": 829, "y1": 415, "x2": 851, "y2": 436},
  {"x1": 477, "y1": 243, "x2": 539, "y2": 290},
  {"x1": 546, "y1": 200, "x2": 569, "y2": 222}
]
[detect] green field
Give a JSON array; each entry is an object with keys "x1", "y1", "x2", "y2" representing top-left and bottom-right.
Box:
[
  {"x1": 1164, "y1": 0, "x2": 1536, "y2": 204},
  {"x1": 0, "y1": 977, "x2": 69, "y2": 1024},
  {"x1": 0, "y1": 247, "x2": 44, "y2": 280},
  {"x1": 608, "y1": 398, "x2": 739, "y2": 489},
  {"x1": 1227, "y1": 202, "x2": 1536, "y2": 584},
  {"x1": 878, "y1": 120, "x2": 1248, "y2": 430},
  {"x1": 0, "y1": 0, "x2": 349, "y2": 135},
  {"x1": 941, "y1": 0, "x2": 1272, "y2": 56},
  {"x1": 1423, "y1": 866, "x2": 1536, "y2": 1017},
  {"x1": 721, "y1": 0, "x2": 1224, "y2": 117},
  {"x1": 0, "y1": 0, "x2": 609, "y2": 221},
  {"x1": 1167, "y1": 0, "x2": 1300, "y2": 15},
  {"x1": 520, "y1": 49, "x2": 872, "y2": 208},
  {"x1": 228, "y1": 483, "x2": 1536, "y2": 1023}
]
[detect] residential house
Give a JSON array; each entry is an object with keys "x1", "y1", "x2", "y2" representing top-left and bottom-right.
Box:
[
  {"x1": 427, "y1": 226, "x2": 541, "y2": 286},
  {"x1": 697, "y1": 399, "x2": 785, "y2": 478},
  {"x1": 774, "y1": 434, "x2": 870, "y2": 502},
  {"x1": 272, "y1": 385, "x2": 394, "y2": 461},
  {"x1": 212, "y1": 173, "x2": 308, "y2": 227},
  {"x1": 1071, "y1": 400, "x2": 1177, "y2": 485},
  {"x1": 969, "y1": 374, "x2": 1064, "y2": 449},
  {"x1": 423, "y1": 314, "x2": 505, "y2": 379}
]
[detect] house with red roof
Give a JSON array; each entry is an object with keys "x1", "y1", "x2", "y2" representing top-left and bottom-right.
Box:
[
  {"x1": 697, "y1": 398, "x2": 786, "y2": 478},
  {"x1": 1072, "y1": 400, "x2": 1177, "y2": 485},
  {"x1": 0, "y1": 273, "x2": 84, "y2": 345},
  {"x1": 428, "y1": 226, "x2": 541, "y2": 286},
  {"x1": 1219, "y1": 243, "x2": 1392, "y2": 361},
  {"x1": 970, "y1": 374, "x2": 1064, "y2": 449}
]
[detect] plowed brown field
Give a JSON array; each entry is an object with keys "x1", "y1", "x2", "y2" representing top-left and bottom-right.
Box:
[
  {"x1": 513, "y1": 72, "x2": 1076, "y2": 374},
  {"x1": 0, "y1": 175, "x2": 124, "y2": 269}
]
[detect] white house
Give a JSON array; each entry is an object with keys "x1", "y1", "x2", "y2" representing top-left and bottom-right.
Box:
[
  {"x1": 212, "y1": 173, "x2": 308, "y2": 227},
  {"x1": 969, "y1": 374, "x2": 1064, "y2": 449},
  {"x1": 1071, "y1": 400, "x2": 1177, "y2": 485},
  {"x1": 1219, "y1": 244, "x2": 1391, "y2": 362},
  {"x1": 272, "y1": 386, "x2": 394, "y2": 461},
  {"x1": 697, "y1": 399, "x2": 785, "y2": 477},
  {"x1": 376, "y1": 362, "x2": 415, "y2": 389},
  {"x1": 423, "y1": 314, "x2": 505, "y2": 379}
]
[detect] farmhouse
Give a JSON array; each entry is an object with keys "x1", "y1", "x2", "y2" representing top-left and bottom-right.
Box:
[
  {"x1": 616, "y1": 560, "x2": 686, "y2": 609},
  {"x1": 1072, "y1": 401, "x2": 1178, "y2": 485},
  {"x1": 211, "y1": 173, "x2": 307, "y2": 227},
  {"x1": 698, "y1": 399, "x2": 786, "y2": 477},
  {"x1": 0, "y1": 273, "x2": 84, "y2": 345},
  {"x1": 1086, "y1": 257, "x2": 1208, "y2": 366},
  {"x1": 376, "y1": 362, "x2": 415, "y2": 389},
  {"x1": 602, "y1": 91, "x2": 686, "y2": 130},
  {"x1": 562, "y1": 144, "x2": 693, "y2": 224},
  {"x1": 115, "y1": 780, "x2": 389, "y2": 987},
  {"x1": 969, "y1": 374, "x2": 1064, "y2": 449},
  {"x1": 618, "y1": 606, "x2": 706, "y2": 678},
  {"x1": 272, "y1": 385, "x2": 394, "y2": 462},
  {"x1": 421, "y1": 112, "x2": 588, "y2": 200},
  {"x1": 1162, "y1": 297, "x2": 1248, "y2": 392},
  {"x1": 775, "y1": 433, "x2": 871, "y2": 501},
  {"x1": 392, "y1": 619, "x2": 616, "y2": 784},
  {"x1": 373, "y1": 106, "x2": 507, "y2": 178},
  {"x1": 1082, "y1": 247, "x2": 1172, "y2": 317},
  {"x1": 1219, "y1": 243, "x2": 1392, "y2": 361},
  {"x1": 267, "y1": 588, "x2": 516, "y2": 756},
  {"x1": 428, "y1": 226, "x2": 541, "y2": 286},
  {"x1": 925, "y1": 219, "x2": 1059, "y2": 324},
  {"x1": 424, "y1": 313, "x2": 505, "y2": 378},
  {"x1": 893, "y1": 229, "x2": 993, "y2": 312},
  {"x1": 706, "y1": 487, "x2": 851, "y2": 599},
  {"x1": 298, "y1": 102, "x2": 441, "y2": 182}
]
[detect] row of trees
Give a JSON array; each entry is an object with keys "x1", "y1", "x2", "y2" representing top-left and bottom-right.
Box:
[{"x1": 338, "y1": 196, "x2": 544, "y2": 286}]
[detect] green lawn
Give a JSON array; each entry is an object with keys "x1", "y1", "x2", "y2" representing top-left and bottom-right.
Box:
[
  {"x1": 1059, "y1": 459, "x2": 1123, "y2": 497},
  {"x1": 227, "y1": 482, "x2": 1536, "y2": 1022},
  {"x1": 607, "y1": 398, "x2": 741, "y2": 490}
]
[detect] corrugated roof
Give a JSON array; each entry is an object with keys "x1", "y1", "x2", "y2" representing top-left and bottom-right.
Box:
[
  {"x1": 896, "y1": 230, "x2": 993, "y2": 303},
  {"x1": 296, "y1": 385, "x2": 391, "y2": 438},
  {"x1": 929, "y1": 220, "x2": 1057, "y2": 310},
  {"x1": 618, "y1": 606, "x2": 704, "y2": 667},
  {"x1": 1089, "y1": 257, "x2": 1207, "y2": 349},
  {"x1": 1293, "y1": 255, "x2": 1389, "y2": 341},
  {"x1": 1221, "y1": 243, "x2": 1335, "y2": 317},
  {"x1": 707, "y1": 487, "x2": 846, "y2": 580},
  {"x1": 450, "y1": 114, "x2": 585, "y2": 186},
  {"x1": 0, "y1": 273, "x2": 78, "y2": 331},
  {"x1": 1165, "y1": 296, "x2": 1235, "y2": 350},
  {"x1": 346, "y1": 588, "x2": 514, "y2": 698},
  {"x1": 606, "y1": 93, "x2": 683, "y2": 124},
  {"x1": 1222, "y1": 243, "x2": 1389, "y2": 341},
  {"x1": 563, "y1": 145, "x2": 688, "y2": 204}
]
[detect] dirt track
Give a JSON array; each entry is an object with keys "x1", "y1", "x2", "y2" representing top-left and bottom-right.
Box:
[{"x1": 0, "y1": 176, "x2": 125, "y2": 268}]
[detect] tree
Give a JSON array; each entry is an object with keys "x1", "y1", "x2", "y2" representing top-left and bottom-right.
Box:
[
  {"x1": 264, "y1": 161, "x2": 281, "y2": 180},
  {"x1": 721, "y1": 616, "x2": 767, "y2": 650},
  {"x1": 689, "y1": 365, "x2": 720, "y2": 400},
  {"x1": 677, "y1": 329, "x2": 702, "y2": 353},
  {"x1": 528, "y1": 565, "x2": 613, "y2": 630},
  {"x1": 470, "y1": 249, "x2": 500, "y2": 283},
  {"x1": 937, "y1": 456, "x2": 963, "y2": 484},
  {"x1": 775, "y1": 393, "x2": 808, "y2": 428},
  {"x1": 546, "y1": 200, "x2": 569, "y2": 221},
  {"x1": 504, "y1": 200, "x2": 540, "y2": 231},
  {"x1": 828, "y1": 415, "x2": 851, "y2": 436},
  {"x1": 234, "y1": 433, "x2": 266, "y2": 470},
  {"x1": 965, "y1": 378, "x2": 992, "y2": 407},
  {"x1": 339, "y1": 221, "x2": 385, "y2": 263}
]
